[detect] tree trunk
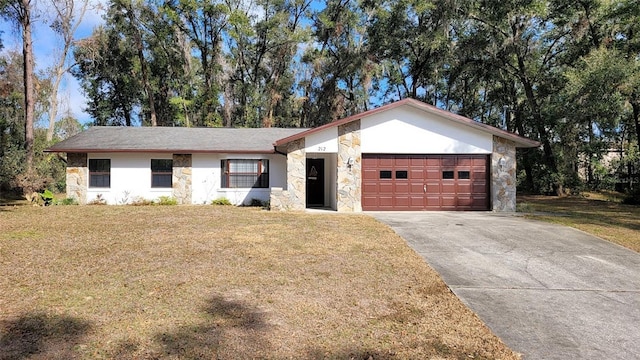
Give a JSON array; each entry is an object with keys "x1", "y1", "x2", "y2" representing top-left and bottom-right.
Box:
[
  {"x1": 126, "y1": 9, "x2": 157, "y2": 126},
  {"x1": 515, "y1": 109, "x2": 535, "y2": 191},
  {"x1": 22, "y1": 0, "x2": 35, "y2": 171},
  {"x1": 46, "y1": 68, "x2": 63, "y2": 141},
  {"x1": 517, "y1": 57, "x2": 557, "y2": 173},
  {"x1": 633, "y1": 102, "x2": 640, "y2": 156},
  {"x1": 46, "y1": 0, "x2": 89, "y2": 141}
]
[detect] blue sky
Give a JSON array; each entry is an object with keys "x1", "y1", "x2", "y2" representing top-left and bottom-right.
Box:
[{"x1": 0, "y1": 1, "x2": 106, "y2": 125}]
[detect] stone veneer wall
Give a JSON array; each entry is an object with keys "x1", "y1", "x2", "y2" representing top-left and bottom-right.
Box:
[
  {"x1": 172, "y1": 154, "x2": 192, "y2": 204},
  {"x1": 337, "y1": 120, "x2": 362, "y2": 212},
  {"x1": 66, "y1": 153, "x2": 88, "y2": 204},
  {"x1": 492, "y1": 136, "x2": 517, "y2": 212},
  {"x1": 270, "y1": 139, "x2": 306, "y2": 211}
]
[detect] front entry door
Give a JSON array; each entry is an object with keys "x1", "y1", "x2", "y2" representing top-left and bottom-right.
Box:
[{"x1": 306, "y1": 158, "x2": 324, "y2": 207}]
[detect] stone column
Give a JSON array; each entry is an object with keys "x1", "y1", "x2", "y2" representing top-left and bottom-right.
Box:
[
  {"x1": 172, "y1": 154, "x2": 192, "y2": 204},
  {"x1": 66, "y1": 153, "x2": 88, "y2": 204},
  {"x1": 270, "y1": 139, "x2": 306, "y2": 211},
  {"x1": 337, "y1": 120, "x2": 362, "y2": 212},
  {"x1": 492, "y1": 136, "x2": 517, "y2": 212}
]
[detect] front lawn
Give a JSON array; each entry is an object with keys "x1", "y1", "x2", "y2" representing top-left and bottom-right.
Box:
[
  {"x1": 518, "y1": 193, "x2": 640, "y2": 253},
  {"x1": 0, "y1": 206, "x2": 517, "y2": 359}
]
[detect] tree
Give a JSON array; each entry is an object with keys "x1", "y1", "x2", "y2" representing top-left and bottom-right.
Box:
[
  {"x1": 73, "y1": 27, "x2": 142, "y2": 126},
  {"x1": 110, "y1": 0, "x2": 158, "y2": 126},
  {"x1": 224, "y1": 0, "x2": 312, "y2": 127},
  {"x1": 300, "y1": 0, "x2": 377, "y2": 125},
  {"x1": 163, "y1": 0, "x2": 229, "y2": 126},
  {"x1": 1, "y1": 0, "x2": 36, "y2": 171},
  {"x1": 45, "y1": 0, "x2": 89, "y2": 141},
  {"x1": 366, "y1": 0, "x2": 455, "y2": 105}
]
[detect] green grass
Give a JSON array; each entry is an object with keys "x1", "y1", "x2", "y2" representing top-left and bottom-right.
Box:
[
  {"x1": 0, "y1": 206, "x2": 517, "y2": 359},
  {"x1": 518, "y1": 193, "x2": 640, "y2": 253}
]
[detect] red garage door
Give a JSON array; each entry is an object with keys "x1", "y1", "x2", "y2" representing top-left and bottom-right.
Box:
[{"x1": 362, "y1": 154, "x2": 489, "y2": 211}]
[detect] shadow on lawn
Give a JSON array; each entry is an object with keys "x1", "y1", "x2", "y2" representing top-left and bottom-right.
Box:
[
  {"x1": 112, "y1": 295, "x2": 273, "y2": 358},
  {"x1": 0, "y1": 312, "x2": 92, "y2": 360}
]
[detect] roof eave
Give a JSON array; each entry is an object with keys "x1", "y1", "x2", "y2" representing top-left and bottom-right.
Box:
[{"x1": 44, "y1": 148, "x2": 277, "y2": 154}]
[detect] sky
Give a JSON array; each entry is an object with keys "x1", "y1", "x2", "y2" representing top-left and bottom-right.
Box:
[{"x1": 0, "y1": 0, "x2": 106, "y2": 126}]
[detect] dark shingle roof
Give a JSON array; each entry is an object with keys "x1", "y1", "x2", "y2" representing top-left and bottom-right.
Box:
[{"x1": 46, "y1": 126, "x2": 308, "y2": 154}]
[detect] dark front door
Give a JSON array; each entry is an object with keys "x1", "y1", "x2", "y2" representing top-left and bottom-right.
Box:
[{"x1": 306, "y1": 158, "x2": 324, "y2": 207}]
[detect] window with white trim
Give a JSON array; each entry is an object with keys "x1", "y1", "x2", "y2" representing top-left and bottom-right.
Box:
[
  {"x1": 151, "y1": 159, "x2": 173, "y2": 188},
  {"x1": 221, "y1": 159, "x2": 269, "y2": 188},
  {"x1": 89, "y1": 159, "x2": 111, "y2": 188}
]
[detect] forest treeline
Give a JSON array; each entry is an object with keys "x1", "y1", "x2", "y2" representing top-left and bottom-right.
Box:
[{"x1": 1, "y1": 0, "x2": 639, "y2": 198}]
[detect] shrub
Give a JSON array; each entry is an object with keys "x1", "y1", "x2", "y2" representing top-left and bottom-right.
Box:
[
  {"x1": 211, "y1": 197, "x2": 232, "y2": 206},
  {"x1": 57, "y1": 197, "x2": 78, "y2": 205},
  {"x1": 156, "y1": 196, "x2": 178, "y2": 205},
  {"x1": 87, "y1": 194, "x2": 107, "y2": 205},
  {"x1": 130, "y1": 197, "x2": 154, "y2": 206},
  {"x1": 12, "y1": 169, "x2": 51, "y2": 203},
  {"x1": 39, "y1": 189, "x2": 55, "y2": 206}
]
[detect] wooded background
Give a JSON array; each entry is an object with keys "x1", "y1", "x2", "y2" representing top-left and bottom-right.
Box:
[{"x1": 1, "y1": 0, "x2": 639, "y2": 199}]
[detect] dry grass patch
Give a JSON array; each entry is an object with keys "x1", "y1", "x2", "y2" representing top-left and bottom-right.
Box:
[
  {"x1": 0, "y1": 206, "x2": 517, "y2": 359},
  {"x1": 518, "y1": 194, "x2": 640, "y2": 253}
]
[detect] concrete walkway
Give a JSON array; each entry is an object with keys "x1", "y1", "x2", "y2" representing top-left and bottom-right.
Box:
[{"x1": 371, "y1": 212, "x2": 640, "y2": 360}]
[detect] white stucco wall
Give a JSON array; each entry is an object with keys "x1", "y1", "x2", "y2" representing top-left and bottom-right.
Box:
[
  {"x1": 360, "y1": 106, "x2": 493, "y2": 154},
  {"x1": 87, "y1": 153, "x2": 173, "y2": 204},
  {"x1": 305, "y1": 127, "x2": 338, "y2": 153},
  {"x1": 85, "y1": 152, "x2": 288, "y2": 205}
]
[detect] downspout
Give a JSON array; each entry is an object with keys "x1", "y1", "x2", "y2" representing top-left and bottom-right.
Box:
[{"x1": 274, "y1": 145, "x2": 287, "y2": 156}]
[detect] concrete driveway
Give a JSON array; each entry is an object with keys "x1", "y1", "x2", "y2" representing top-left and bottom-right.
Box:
[{"x1": 371, "y1": 212, "x2": 640, "y2": 360}]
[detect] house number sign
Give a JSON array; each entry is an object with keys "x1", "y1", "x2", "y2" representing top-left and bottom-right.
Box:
[{"x1": 317, "y1": 146, "x2": 326, "y2": 152}]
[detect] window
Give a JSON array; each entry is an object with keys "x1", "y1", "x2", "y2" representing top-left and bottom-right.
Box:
[
  {"x1": 396, "y1": 170, "x2": 408, "y2": 179},
  {"x1": 458, "y1": 171, "x2": 470, "y2": 180},
  {"x1": 442, "y1": 171, "x2": 454, "y2": 179},
  {"x1": 221, "y1": 159, "x2": 269, "y2": 188},
  {"x1": 151, "y1": 159, "x2": 173, "y2": 188},
  {"x1": 89, "y1": 159, "x2": 111, "y2": 188},
  {"x1": 380, "y1": 170, "x2": 392, "y2": 179}
]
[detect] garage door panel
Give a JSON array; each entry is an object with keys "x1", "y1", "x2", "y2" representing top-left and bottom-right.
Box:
[
  {"x1": 410, "y1": 182, "x2": 425, "y2": 193},
  {"x1": 425, "y1": 169, "x2": 440, "y2": 179},
  {"x1": 410, "y1": 196, "x2": 425, "y2": 207},
  {"x1": 363, "y1": 169, "x2": 379, "y2": 180},
  {"x1": 441, "y1": 183, "x2": 456, "y2": 194},
  {"x1": 362, "y1": 154, "x2": 489, "y2": 211},
  {"x1": 378, "y1": 181, "x2": 393, "y2": 191},
  {"x1": 425, "y1": 196, "x2": 440, "y2": 206},
  {"x1": 394, "y1": 182, "x2": 410, "y2": 193},
  {"x1": 442, "y1": 157, "x2": 456, "y2": 166},
  {"x1": 472, "y1": 157, "x2": 487, "y2": 166},
  {"x1": 362, "y1": 183, "x2": 378, "y2": 193},
  {"x1": 410, "y1": 169, "x2": 423, "y2": 179},
  {"x1": 378, "y1": 196, "x2": 394, "y2": 207},
  {"x1": 394, "y1": 157, "x2": 410, "y2": 166},
  {"x1": 472, "y1": 183, "x2": 487, "y2": 193},
  {"x1": 457, "y1": 183, "x2": 472, "y2": 193}
]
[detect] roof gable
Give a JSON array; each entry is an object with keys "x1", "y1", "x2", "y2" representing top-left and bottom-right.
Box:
[{"x1": 274, "y1": 98, "x2": 540, "y2": 148}]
